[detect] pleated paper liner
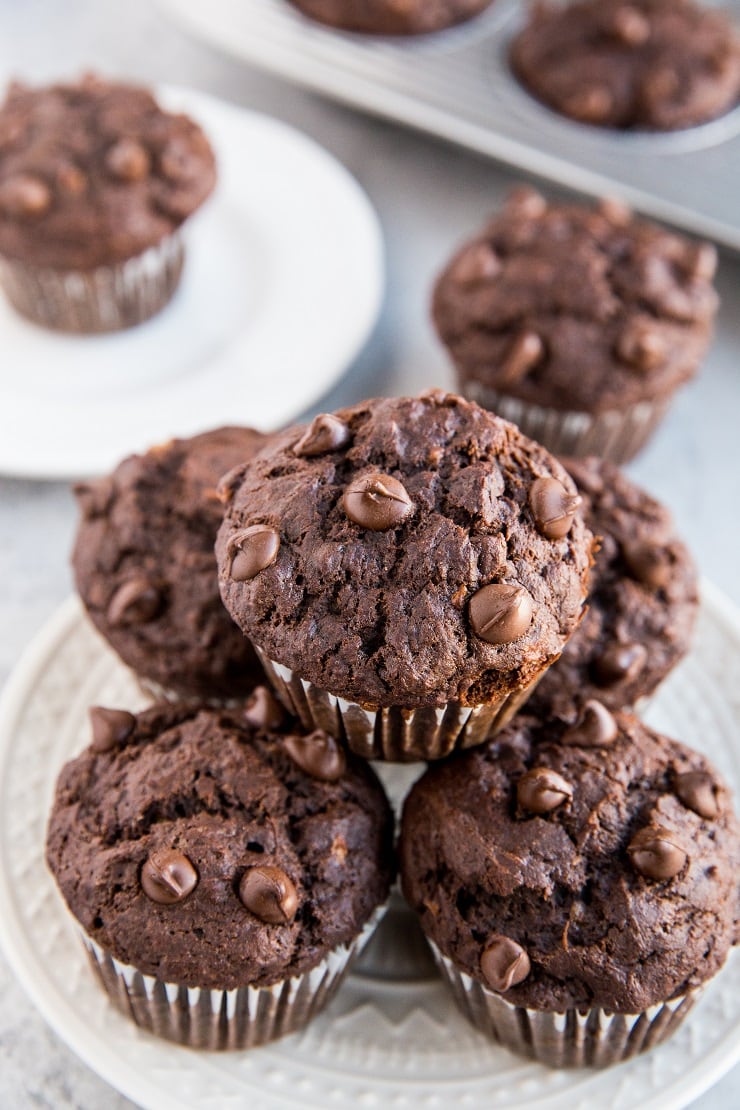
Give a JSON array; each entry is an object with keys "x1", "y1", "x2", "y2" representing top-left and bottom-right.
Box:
[
  {"x1": 431, "y1": 942, "x2": 699, "y2": 1069},
  {"x1": 79, "y1": 904, "x2": 385, "y2": 1050},
  {"x1": 463, "y1": 381, "x2": 671, "y2": 465},
  {"x1": 0, "y1": 231, "x2": 183, "y2": 333},
  {"x1": 255, "y1": 648, "x2": 545, "y2": 762}
]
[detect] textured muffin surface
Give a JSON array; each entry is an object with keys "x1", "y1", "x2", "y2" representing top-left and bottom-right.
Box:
[
  {"x1": 0, "y1": 76, "x2": 216, "y2": 270},
  {"x1": 433, "y1": 189, "x2": 718, "y2": 415},
  {"x1": 400, "y1": 712, "x2": 740, "y2": 1011},
  {"x1": 511, "y1": 0, "x2": 740, "y2": 131},
  {"x1": 216, "y1": 392, "x2": 593, "y2": 708},
  {"x1": 73, "y1": 427, "x2": 268, "y2": 700},
  {"x1": 287, "y1": 0, "x2": 494, "y2": 35},
  {"x1": 530, "y1": 456, "x2": 698, "y2": 719},
  {"x1": 46, "y1": 704, "x2": 394, "y2": 989}
]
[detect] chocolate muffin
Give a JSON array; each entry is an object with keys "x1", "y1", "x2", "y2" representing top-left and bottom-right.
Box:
[
  {"x1": 73, "y1": 427, "x2": 268, "y2": 702},
  {"x1": 400, "y1": 710, "x2": 740, "y2": 1067},
  {"x1": 46, "y1": 701, "x2": 394, "y2": 1048},
  {"x1": 216, "y1": 392, "x2": 594, "y2": 761},
  {"x1": 286, "y1": 0, "x2": 494, "y2": 36},
  {"x1": 511, "y1": 0, "x2": 740, "y2": 131},
  {"x1": 432, "y1": 188, "x2": 718, "y2": 462},
  {"x1": 530, "y1": 456, "x2": 698, "y2": 720},
  {"x1": 0, "y1": 74, "x2": 216, "y2": 331}
]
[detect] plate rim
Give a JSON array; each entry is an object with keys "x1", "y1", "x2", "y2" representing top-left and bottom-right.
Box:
[{"x1": 1, "y1": 582, "x2": 740, "y2": 1110}]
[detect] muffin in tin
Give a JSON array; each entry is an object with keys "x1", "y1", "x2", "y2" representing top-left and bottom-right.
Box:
[
  {"x1": 216, "y1": 391, "x2": 594, "y2": 761},
  {"x1": 511, "y1": 0, "x2": 740, "y2": 132},
  {"x1": 529, "y1": 456, "x2": 699, "y2": 721},
  {"x1": 286, "y1": 0, "x2": 495, "y2": 36},
  {"x1": 46, "y1": 701, "x2": 394, "y2": 1049},
  {"x1": 73, "y1": 426, "x2": 269, "y2": 703},
  {"x1": 0, "y1": 74, "x2": 216, "y2": 331},
  {"x1": 432, "y1": 188, "x2": 718, "y2": 462},
  {"x1": 400, "y1": 710, "x2": 740, "y2": 1067}
]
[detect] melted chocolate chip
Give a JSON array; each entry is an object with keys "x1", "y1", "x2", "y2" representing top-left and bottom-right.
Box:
[
  {"x1": 563, "y1": 85, "x2": 613, "y2": 123},
  {"x1": 687, "y1": 243, "x2": 718, "y2": 283},
  {"x1": 89, "y1": 706, "x2": 136, "y2": 753},
  {"x1": 293, "y1": 414, "x2": 351, "y2": 457},
  {"x1": 243, "y1": 685, "x2": 286, "y2": 730},
  {"x1": 228, "y1": 525, "x2": 280, "y2": 582},
  {"x1": 561, "y1": 700, "x2": 619, "y2": 747},
  {"x1": 529, "y1": 477, "x2": 581, "y2": 540},
  {"x1": 480, "y1": 935, "x2": 531, "y2": 992},
  {"x1": 141, "y1": 849, "x2": 198, "y2": 904},
  {"x1": 105, "y1": 138, "x2": 150, "y2": 182},
  {"x1": 451, "y1": 242, "x2": 501, "y2": 286},
  {"x1": 0, "y1": 173, "x2": 52, "y2": 217},
  {"x1": 594, "y1": 642, "x2": 648, "y2": 686},
  {"x1": 608, "y1": 5, "x2": 650, "y2": 45},
  {"x1": 469, "y1": 583, "x2": 534, "y2": 645},
  {"x1": 342, "y1": 473, "x2": 413, "y2": 531},
  {"x1": 499, "y1": 331, "x2": 544, "y2": 385},
  {"x1": 517, "y1": 767, "x2": 573, "y2": 814},
  {"x1": 239, "y1": 865, "x2": 298, "y2": 924},
  {"x1": 675, "y1": 771, "x2": 720, "y2": 820},
  {"x1": 506, "y1": 186, "x2": 547, "y2": 219},
  {"x1": 57, "y1": 163, "x2": 87, "y2": 195},
  {"x1": 107, "y1": 577, "x2": 161, "y2": 626},
  {"x1": 628, "y1": 825, "x2": 687, "y2": 880},
  {"x1": 617, "y1": 321, "x2": 667, "y2": 371},
  {"x1": 622, "y1": 540, "x2": 674, "y2": 589},
  {"x1": 598, "y1": 197, "x2": 632, "y2": 226},
  {"x1": 284, "y1": 730, "x2": 346, "y2": 782}
]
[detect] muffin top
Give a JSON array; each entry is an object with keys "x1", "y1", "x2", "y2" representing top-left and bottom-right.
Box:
[
  {"x1": 530, "y1": 456, "x2": 698, "y2": 720},
  {"x1": 511, "y1": 0, "x2": 740, "y2": 131},
  {"x1": 400, "y1": 710, "x2": 740, "y2": 1012},
  {"x1": 216, "y1": 392, "x2": 594, "y2": 709},
  {"x1": 73, "y1": 427, "x2": 268, "y2": 701},
  {"x1": 0, "y1": 75, "x2": 216, "y2": 270},
  {"x1": 433, "y1": 188, "x2": 718, "y2": 414},
  {"x1": 287, "y1": 0, "x2": 493, "y2": 35},
  {"x1": 46, "y1": 701, "x2": 394, "y2": 989}
]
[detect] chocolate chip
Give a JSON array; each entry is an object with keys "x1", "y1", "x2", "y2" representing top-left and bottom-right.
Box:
[
  {"x1": 228, "y1": 525, "x2": 280, "y2": 582},
  {"x1": 517, "y1": 767, "x2": 573, "y2": 814},
  {"x1": 561, "y1": 699, "x2": 619, "y2": 747},
  {"x1": 686, "y1": 243, "x2": 717, "y2": 283},
  {"x1": 616, "y1": 321, "x2": 667, "y2": 371},
  {"x1": 57, "y1": 164, "x2": 87, "y2": 195},
  {"x1": 506, "y1": 186, "x2": 547, "y2": 220},
  {"x1": 450, "y1": 242, "x2": 501, "y2": 286},
  {"x1": 141, "y1": 849, "x2": 198, "y2": 904},
  {"x1": 89, "y1": 706, "x2": 136, "y2": 753},
  {"x1": 529, "y1": 476, "x2": 580, "y2": 540},
  {"x1": 563, "y1": 85, "x2": 613, "y2": 123},
  {"x1": 675, "y1": 771, "x2": 720, "y2": 820},
  {"x1": 293, "y1": 414, "x2": 351, "y2": 457},
  {"x1": 342, "y1": 473, "x2": 413, "y2": 531},
  {"x1": 107, "y1": 578, "x2": 161, "y2": 626},
  {"x1": 594, "y1": 642, "x2": 647, "y2": 686},
  {"x1": 499, "y1": 331, "x2": 544, "y2": 385},
  {"x1": 469, "y1": 583, "x2": 534, "y2": 645},
  {"x1": 622, "y1": 540, "x2": 674, "y2": 589},
  {"x1": 284, "y1": 730, "x2": 346, "y2": 782},
  {"x1": 628, "y1": 825, "x2": 687, "y2": 880},
  {"x1": 243, "y1": 686, "x2": 286, "y2": 730},
  {"x1": 105, "y1": 138, "x2": 151, "y2": 182},
  {"x1": 480, "y1": 936, "x2": 531, "y2": 992},
  {"x1": 0, "y1": 174, "x2": 52, "y2": 217},
  {"x1": 608, "y1": 5, "x2": 650, "y2": 45},
  {"x1": 239, "y1": 865, "x2": 298, "y2": 924},
  {"x1": 598, "y1": 197, "x2": 632, "y2": 226}
]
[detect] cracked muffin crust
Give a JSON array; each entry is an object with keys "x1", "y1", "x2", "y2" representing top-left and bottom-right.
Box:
[
  {"x1": 400, "y1": 710, "x2": 740, "y2": 1013},
  {"x1": 511, "y1": 0, "x2": 740, "y2": 132},
  {"x1": 530, "y1": 456, "x2": 699, "y2": 721},
  {"x1": 73, "y1": 427, "x2": 270, "y2": 701},
  {"x1": 46, "y1": 703, "x2": 394, "y2": 990},
  {"x1": 286, "y1": 0, "x2": 495, "y2": 36},
  {"x1": 215, "y1": 392, "x2": 594, "y2": 710}
]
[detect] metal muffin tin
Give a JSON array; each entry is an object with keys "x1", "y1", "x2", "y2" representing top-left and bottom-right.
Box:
[{"x1": 162, "y1": 0, "x2": 740, "y2": 249}]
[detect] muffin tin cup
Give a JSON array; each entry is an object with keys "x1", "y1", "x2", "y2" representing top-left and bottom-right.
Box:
[
  {"x1": 430, "y1": 943, "x2": 700, "y2": 1069},
  {"x1": 255, "y1": 649, "x2": 545, "y2": 762},
  {"x1": 78, "y1": 904, "x2": 385, "y2": 1050},
  {"x1": 0, "y1": 231, "x2": 184, "y2": 333},
  {"x1": 463, "y1": 382, "x2": 672, "y2": 465}
]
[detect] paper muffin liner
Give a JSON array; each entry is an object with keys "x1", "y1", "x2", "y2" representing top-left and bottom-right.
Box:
[
  {"x1": 0, "y1": 231, "x2": 184, "y2": 333},
  {"x1": 255, "y1": 648, "x2": 544, "y2": 762},
  {"x1": 78, "y1": 904, "x2": 384, "y2": 1050},
  {"x1": 430, "y1": 942, "x2": 700, "y2": 1068},
  {"x1": 462, "y1": 382, "x2": 672, "y2": 465}
]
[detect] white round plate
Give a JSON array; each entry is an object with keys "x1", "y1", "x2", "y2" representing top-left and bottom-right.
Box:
[
  {"x1": 2, "y1": 585, "x2": 740, "y2": 1110},
  {"x1": 0, "y1": 85, "x2": 384, "y2": 480}
]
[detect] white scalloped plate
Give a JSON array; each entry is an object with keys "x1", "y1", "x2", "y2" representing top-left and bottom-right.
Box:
[
  {"x1": 0, "y1": 85, "x2": 384, "y2": 480},
  {"x1": 1, "y1": 585, "x2": 740, "y2": 1110}
]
